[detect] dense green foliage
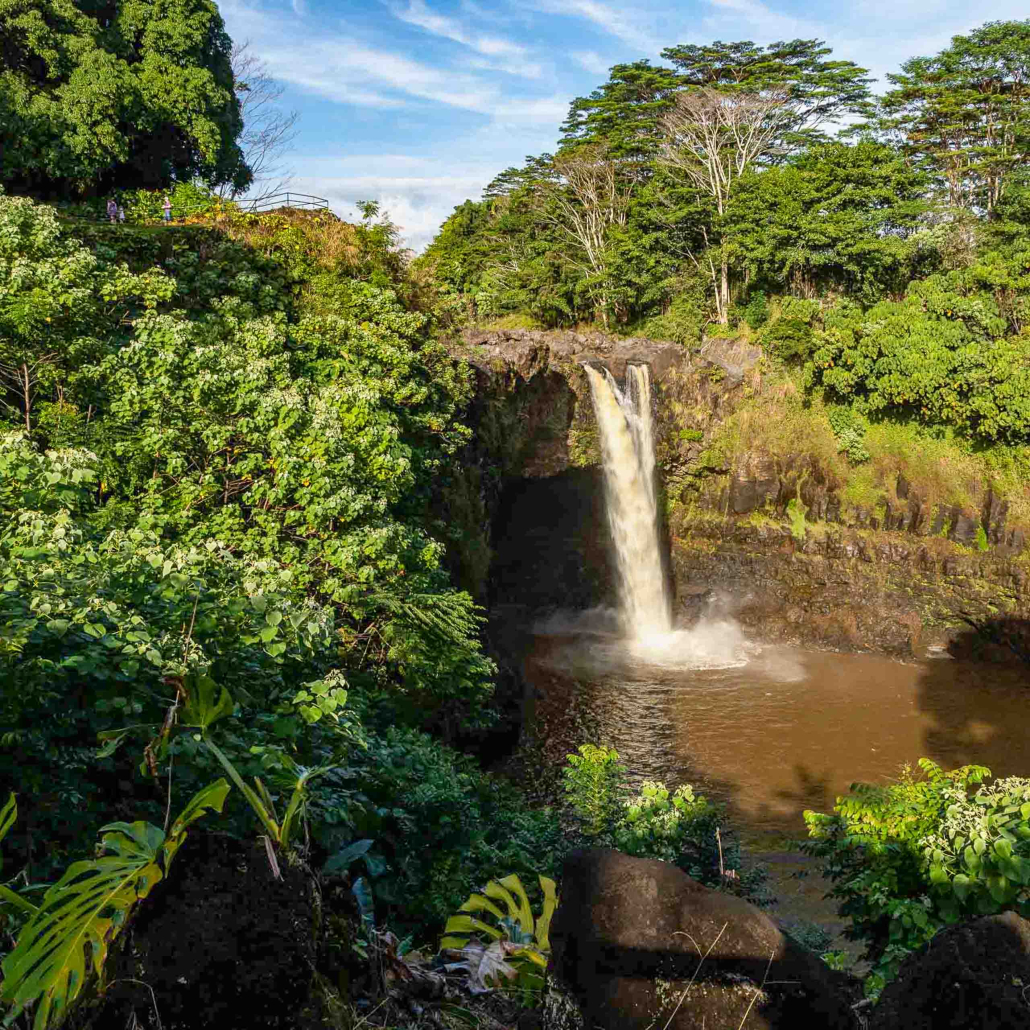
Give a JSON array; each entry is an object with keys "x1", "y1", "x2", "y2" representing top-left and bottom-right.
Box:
[
  {"x1": 561, "y1": 744, "x2": 751, "y2": 892},
  {"x1": 804, "y1": 759, "x2": 1030, "y2": 995},
  {"x1": 423, "y1": 18, "x2": 1030, "y2": 461},
  {"x1": 325, "y1": 727, "x2": 563, "y2": 934},
  {"x1": 5, "y1": 8, "x2": 1030, "y2": 1024},
  {"x1": 0, "y1": 0, "x2": 249, "y2": 197},
  {"x1": 0, "y1": 188, "x2": 508, "y2": 906},
  {"x1": 0, "y1": 184, "x2": 576, "y2": 1022}
]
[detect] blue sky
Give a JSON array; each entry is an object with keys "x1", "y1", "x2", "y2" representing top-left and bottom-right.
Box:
[{"x1": 218, "y1": 0, "x2": 1030, "y2": 249}]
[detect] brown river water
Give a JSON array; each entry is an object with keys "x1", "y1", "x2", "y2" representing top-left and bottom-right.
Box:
[{"x1": 520, "y1": 612, "x2": 1030, "y2": 842}]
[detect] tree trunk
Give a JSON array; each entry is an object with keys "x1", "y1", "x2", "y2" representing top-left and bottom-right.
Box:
[
  {"x1": 719, "y1": 256, "x2": 730, "y2": 325},
  {"x1": 21, "y1": 363, "x2": 31, "y2": 433}
]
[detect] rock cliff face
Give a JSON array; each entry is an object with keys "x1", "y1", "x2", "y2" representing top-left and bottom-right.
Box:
[{"x1": 445, "y1": 328, "x2": 1030, "y2": 660}]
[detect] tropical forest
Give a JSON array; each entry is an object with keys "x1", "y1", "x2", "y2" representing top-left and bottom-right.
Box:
[{"x1": 2, "y1": 2, "x2": 1030, "y2": 1028}]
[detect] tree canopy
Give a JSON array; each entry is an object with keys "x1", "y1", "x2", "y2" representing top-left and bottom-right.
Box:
[
  {"x1": 881, "y1": 20, "x2": 1030, "y2": 213},
  {"x1": 0, "y1": 0, "x2": 250, "y2": 197}
]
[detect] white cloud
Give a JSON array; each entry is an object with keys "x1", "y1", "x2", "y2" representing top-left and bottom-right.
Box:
[
  {"x1": 494, "y1": 94, "x2": 571, "y2": 126},
  {"x1": 291, "y1": 171, "x2": 496, "y2": 251},
  {"x1": 393, "y1": 0, "x2": 524, "y2": 56},
  {"x1": 221, "y1": 0, "x2": 560, "y2": 112},
  {"x1": 572, "y1": 50, "x2": 610, "y2": 75},
  {"x1": 391, "y1": 0, "x2": 546, "y2": 77},
  {"x1": 533, "y1": 0, "x2": 663, "y2": 54}
]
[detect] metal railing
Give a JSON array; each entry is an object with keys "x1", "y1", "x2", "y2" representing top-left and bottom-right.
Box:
[{"x1": 240, "y1": 191, "x2": 330, "y2": 213}]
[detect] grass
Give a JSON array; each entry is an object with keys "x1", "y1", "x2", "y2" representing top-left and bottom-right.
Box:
[
  {"x1": 478, "y1": 313, "x2": 549, "y2": 331},
  {"x1": 692, "y1": 368, "x2": 1030, "y2": 533}
]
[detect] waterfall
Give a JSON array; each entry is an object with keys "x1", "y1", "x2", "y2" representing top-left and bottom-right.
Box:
[{"x1": 583, "y1": 363, "x2": 672, "y2": 637}]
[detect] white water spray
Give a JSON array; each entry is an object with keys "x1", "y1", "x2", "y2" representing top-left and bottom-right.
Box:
[{"x1": 583, "y1": 363, "x2": 672, "y2": 637}]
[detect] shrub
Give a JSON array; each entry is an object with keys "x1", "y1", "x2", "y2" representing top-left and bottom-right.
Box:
[
  {"x1": 561, "y1": 747, "x2": 755, "y2": 892},
  {"x1": 639, "y1": 289, "x2": 707, "y2": 347},
  {"x1": 761, "y1": 317, "x2": 817, "y2": 363},
  {"x1": 808, "y1": 260, "x2": 1030, "y2": 443},
  {"x1": 826, "y1": 404, "x2": 871, "y2": 463},
  {"x1": 787, "y1": 496, "x2": 808, "y2": 541},
  {"x1": 321, "y1": 728, "x2": 564, "y2": 939},
  {"x1": 614, "y1": 781, "x2": 726, "y2": 884},
  {"x1": 440, "y1": 873, "x2": 558, "y2": 997},
  {"x1": 0, "y1": 782, "x2": 228, "y2": 1028},
  {"x1": 800, "y1": 759, "x2": 1030, "y2": 992},
  {"x1": 121, "y1": 182, "x2": 224, "y2": 223},
  {"x1": 562, "y1": 744, "x2": 627, "y2": 840},
  {"x1": 779, "y1": 297, "x2": 821, "y2": 325},
  {"x1": 742, "y1": 291, "x2": 769, "y2": 330}
]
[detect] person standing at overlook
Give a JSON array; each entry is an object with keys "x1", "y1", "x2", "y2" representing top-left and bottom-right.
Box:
[
  {"x1": 162, "y1": 195, "x2": 172, "y2": 223},
  {"x1": 106, "y1": 198, "x2": 118, "y2": 223}
]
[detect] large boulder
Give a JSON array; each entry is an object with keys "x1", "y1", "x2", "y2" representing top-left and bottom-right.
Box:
[
  {"x1": 548, "y1": 849, "x2": 855, "y2": 1030},
  {"x1": 868, "y1": 912, "x2": 1030, "y2": 1030}
]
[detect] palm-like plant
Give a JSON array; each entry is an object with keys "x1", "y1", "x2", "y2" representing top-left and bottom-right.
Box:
[{"x1": 440, "y1": 873, "x2": 558, "y2": 994}]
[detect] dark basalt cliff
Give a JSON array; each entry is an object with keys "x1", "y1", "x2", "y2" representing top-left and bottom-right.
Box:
[{"x1": 442, "y1": 328, "x2": 1030, "y2": 662}]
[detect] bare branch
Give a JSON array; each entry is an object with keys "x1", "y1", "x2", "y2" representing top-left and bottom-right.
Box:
[
  {"x1": 223, "y1": 41, "x2": 300, "y2": 200},
  {"x1": 543, "y1": 147, "x2": 633, "y2": 325},
  {"x1": 659, "y1": 87, "x2": 796, "y2": 215},
  {"x1": 658, "y1": 87, "x2": 797, "y2": 321}
]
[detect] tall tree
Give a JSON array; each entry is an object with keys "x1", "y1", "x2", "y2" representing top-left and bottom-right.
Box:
[
  {"x1": 880, "y1": 20, "x2": 1030, "y2": 213},
  {"x1": 548, "y1": 147, "x2": 632, "y2": 327},
  {"x1": 558, "y1": 60, "x2": 683, "y2": 169},
  {"x1": 723, "y1": 142, "x2": 929, "y2": 299},
  {"x1": 0, "y1": 0, "x2": 250, "y2": 197},
  {"x1": 659, "y1": 88, "x2": 799, "y2": 321},
  {"x1": 661, "y1": 38, "x2": 874, "y2": 153}
]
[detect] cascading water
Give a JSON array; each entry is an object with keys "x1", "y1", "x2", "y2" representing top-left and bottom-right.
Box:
[{"x1": 583, "y1": 363, "x2": 672, "y2": 637}]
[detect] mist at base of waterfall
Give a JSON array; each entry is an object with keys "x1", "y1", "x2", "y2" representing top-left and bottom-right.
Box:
[{"x1": 531, "y1": 605, "x2": 805, "y2": 681}]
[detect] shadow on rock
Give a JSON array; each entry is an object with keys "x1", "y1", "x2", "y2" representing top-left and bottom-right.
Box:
[
  {"x1": 869, "y1": 912, "x2": 1030, "y2": 1030},
  {"x1": 945, "y1": 615, "x2": 1030, "y2": 664},
  {"x1": 548, "y1": 848, "x2": 857, "y2": 1030}
]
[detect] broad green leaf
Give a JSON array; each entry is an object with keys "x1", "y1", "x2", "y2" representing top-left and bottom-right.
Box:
[
  {"x1": 444, "y1": 914, "x2": 503, "y2": 941},
  {"x1": 324, "y1": 839, "x2": 373, "y2": 875},
  {"x1": 180, "y1": 675, "x2": 233, "y2": 732},
  {"x1": 0, "y1": 883, "x2": 38, "y2": 917},
  {"x1": 167, "y1": 780, "x2": 230, "y2": 842},
  {"x1": 495, "y1": 874, "x2": 534, "y2": 936},
  {"x1": 459, "y1": 893, "x2": 507, "y2": 923},
  {"x1": 0, "y1": 822, "x2": 167, "y2": 1029},
  {"x1": 352, "y1": 876, "x2": 374, "y2": 929}
]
